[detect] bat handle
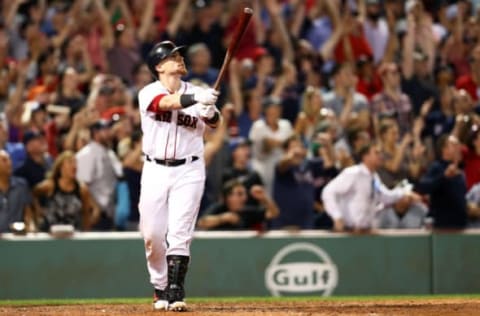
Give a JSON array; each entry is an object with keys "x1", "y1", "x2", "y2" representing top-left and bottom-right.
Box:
[{"x1": 213, "y1": 52, "x2": 230, "y2": 91}]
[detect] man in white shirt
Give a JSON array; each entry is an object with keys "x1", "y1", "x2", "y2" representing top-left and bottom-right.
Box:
[
  {"x1": 249, "y1": 96, "x2": 293, "y2": 195},
  {"x1": 322, "y1": 142, "x2": 420, "y2": 232}
]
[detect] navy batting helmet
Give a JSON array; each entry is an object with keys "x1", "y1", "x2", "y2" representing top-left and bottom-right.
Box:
[{"x1": 147, "y1": 41, "x2": 186, "y2": 75}]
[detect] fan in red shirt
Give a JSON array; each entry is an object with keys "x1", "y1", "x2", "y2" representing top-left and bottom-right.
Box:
[
  {"x1": 333, "y1": 8, "x2": 373, "y2": 64},
  {"x1": 456, "y1": 44, "x2": 480, "y2": 102},
  {"x1": 356, "y1": 55, "x2": 382, "y2": 100}
]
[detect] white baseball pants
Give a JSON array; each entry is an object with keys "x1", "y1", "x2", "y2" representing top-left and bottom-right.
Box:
[{"x1": 139, "y1": 158, "x2": 205, "y2": 290}]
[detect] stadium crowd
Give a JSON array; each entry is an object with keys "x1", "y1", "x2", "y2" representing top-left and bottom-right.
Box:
[{"x1": 1, "y1": 0, "x2": 480, "y2": 234}]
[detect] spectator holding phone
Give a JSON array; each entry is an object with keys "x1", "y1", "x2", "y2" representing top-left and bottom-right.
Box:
[{"x1": 197, "y1": 179, "x2": 279, "y2": 231}]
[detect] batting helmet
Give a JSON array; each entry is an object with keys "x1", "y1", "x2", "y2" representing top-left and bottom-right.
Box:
[{"x1": 147, "y1": 41, "x2": 186, "y2": 76}]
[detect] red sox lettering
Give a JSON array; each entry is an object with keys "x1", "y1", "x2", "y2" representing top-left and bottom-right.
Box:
[
  {"x1": 154, "y1": 111, "x2": 198, "y2": 129},
  {"x1": 177, "y1": 112, "x2": 198, "y2": 129},
  {"x1": 154, "y1": 111, "x2": 172, "y2": 123}
]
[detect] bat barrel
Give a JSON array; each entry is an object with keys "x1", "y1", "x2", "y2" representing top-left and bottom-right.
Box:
[{"x1": 213, "y1": 7, "x2": 253, "y2": 90}]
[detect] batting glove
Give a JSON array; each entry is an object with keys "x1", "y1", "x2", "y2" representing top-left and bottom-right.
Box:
[
  {"x1": 199, "y1": 104, "x2": 217, "y2": 119},
  {"x1": 194, "y1": 88, "x2": 219, "y2": 105}
]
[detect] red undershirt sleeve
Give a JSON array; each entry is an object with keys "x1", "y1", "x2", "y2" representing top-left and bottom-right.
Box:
[{"x1": 146, "y1": 94, "x2": 167, "y2": 113}]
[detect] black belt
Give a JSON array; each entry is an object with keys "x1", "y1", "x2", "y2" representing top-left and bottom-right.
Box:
[{"x1": 145, "y1": 155, "x2": 199, "y2": 167}]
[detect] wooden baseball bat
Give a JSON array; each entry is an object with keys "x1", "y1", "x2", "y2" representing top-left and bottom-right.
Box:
[{"x1": 213, "y1": 7, "x2": 253, "y2": 91}]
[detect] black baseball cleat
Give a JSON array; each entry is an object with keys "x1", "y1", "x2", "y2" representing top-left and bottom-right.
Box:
[
  {"x1": 153, "y1": 288, "x2": 169, "y2": 310},
  {"x1": 167, "y1": 285, "x2": 187, "y2": 311},
  {"x1": 168, "y1": 300, "x2": 187, "y2": 312}
]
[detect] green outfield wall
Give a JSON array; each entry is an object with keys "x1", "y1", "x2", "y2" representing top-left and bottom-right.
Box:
[
  {"x1": 0, "y1": 230, "x2": 479, "y2": 299},
  {"x1": 431, "y1": 232, "x2": 480, "y2": 294}
]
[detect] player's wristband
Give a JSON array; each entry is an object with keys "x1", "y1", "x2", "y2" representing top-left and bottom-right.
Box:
[
  {"x1": 180, "y1": 94, "x2": 196, "y2": 108},
  {"x1": 204, "y1": 111, "x2": 220, "y2": 125}
]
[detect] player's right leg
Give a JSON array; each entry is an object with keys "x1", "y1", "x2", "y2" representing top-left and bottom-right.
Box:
[
  {"x1": 164, "y1": 161, "x2": 206, "y2": 311},
  {"x1": 138, "y1": 162, "x2": 170, "y2": 310}
]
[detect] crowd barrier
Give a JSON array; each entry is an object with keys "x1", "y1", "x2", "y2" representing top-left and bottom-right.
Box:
[{"x1": 1, "y1": 230, "x2": 479, "y2": 299}]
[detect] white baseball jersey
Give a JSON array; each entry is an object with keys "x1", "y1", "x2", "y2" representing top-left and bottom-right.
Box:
[{"x1": 138, "y1": 80, "x2": 207, "y2": 159}]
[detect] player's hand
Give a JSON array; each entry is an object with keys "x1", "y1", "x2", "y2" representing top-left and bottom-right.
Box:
[
  {"x1": 199, "y1": 104, "x2": 217, "y2": 119},
  {"x1": 194, "y1": 88, "x2": 219, "y2": 105}
]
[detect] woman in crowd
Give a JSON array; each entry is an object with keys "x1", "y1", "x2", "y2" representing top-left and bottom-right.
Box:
[
  {"x1": 378, "y1": 120, "x2": 423, "y2": 188},
  {"x1": 294, "y1": 85, "x2": 324, "y2": 146},
  {"x1": 33, "y1": 150, "x2": 100, "y2": 231},
  {"x1": 52, "y1": 66, "x2": 87, "y2": 115}
]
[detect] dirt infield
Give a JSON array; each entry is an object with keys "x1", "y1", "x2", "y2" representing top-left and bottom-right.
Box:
[{"x1": 2, "y1": 298, "x2": 480, "y2": 316}]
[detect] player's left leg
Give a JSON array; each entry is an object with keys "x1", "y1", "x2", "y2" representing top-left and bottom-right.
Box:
[{"x1": 165, "y1": 160, "x2": 205, "y2": 311}]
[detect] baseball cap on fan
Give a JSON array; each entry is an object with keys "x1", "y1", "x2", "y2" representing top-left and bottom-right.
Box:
[
  {"x1": 262, "y1": 96, "x2": 282, "y2": 110},
  {"x1": 252, "y1": 47, "x2": 268, "y2": 62},
  {"x1": 23, "y1": 130, "x2": 45, "y2": 145},
  {"x1": 89, "y1": 119, "x2": 112, "y2": 132},
  {"x1": 99, "y1": 84, "x2": 116, "y2": 96},
  {"x1": 30, "y1": 102, "x2": 47, "y2": 113}
]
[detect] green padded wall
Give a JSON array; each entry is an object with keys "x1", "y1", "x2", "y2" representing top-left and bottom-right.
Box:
[{"x1": 0, "y1": 231, "x2": 437, "y2": 299}]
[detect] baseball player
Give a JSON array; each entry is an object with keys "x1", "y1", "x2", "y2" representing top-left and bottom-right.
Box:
[{"x1": 138, "y1": 40, "x2": 221, "y2": 311}]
